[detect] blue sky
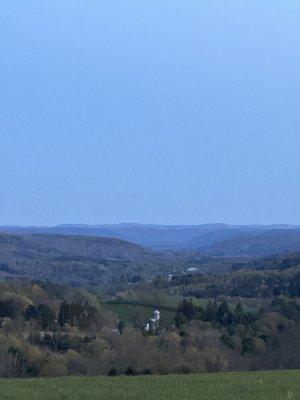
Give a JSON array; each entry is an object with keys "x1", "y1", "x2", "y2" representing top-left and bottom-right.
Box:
[{"x1": 1, "y1": 1, "x2": 300, "y2": 225}]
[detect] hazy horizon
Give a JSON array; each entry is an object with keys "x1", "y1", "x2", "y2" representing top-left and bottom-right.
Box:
[
  {"x1": 1, "y1": 221, "x2": 300, "y2": 228},
  {"x1": 1, "y1": 1, "x2": 300, "y2": 226}
]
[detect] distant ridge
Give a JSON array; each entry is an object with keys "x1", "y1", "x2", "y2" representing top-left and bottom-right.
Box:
[
  {"x1": 205, "y1": 228, "x2": 300, "y2": 257},
  {"x1": 1, "y1": 223, "x2": 299, "y2": 251}
]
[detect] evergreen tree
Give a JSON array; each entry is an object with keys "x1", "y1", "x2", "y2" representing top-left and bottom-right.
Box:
[
  {"x1": 58, "y1": 301, "x2": 71, "y2": 327},
  {"x1": 36, "y1": 304, "x2": 56, "y2": 329}
]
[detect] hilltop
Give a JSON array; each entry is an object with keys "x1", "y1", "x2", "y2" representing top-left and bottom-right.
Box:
[
  {"x1": 1, "y1": 223, "x2": 298, "y2": 248},
  {"x1": 2, "y1": 228, "x2": 300, "y2": 285},
  {"x1": 2, "y1": 224, "x2": 300, "y2": 257},
  {"x1": 0, "y1": 233, "x2": 175, "y2": 285},
  {"x1": 206, "y1": 228, "x2": 300, "y2": 257}
]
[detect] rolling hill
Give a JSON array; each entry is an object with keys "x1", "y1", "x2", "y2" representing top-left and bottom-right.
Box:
[
  {"x1": 0, "y1": 233, "x2": 178, "y2": 285},
  {"x1": 1, "y1": 226, "x2": 300, "y2": 286},
  {"x1": 1, "y1": 223, "x2": 299, "y2": 250},
  {"x1": 205, "y1": 228, "x2": 300, "y2": 257}
]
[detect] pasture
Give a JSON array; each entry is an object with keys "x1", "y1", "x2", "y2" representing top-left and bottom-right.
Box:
[{"x1": 0, "y1": 369, "x2": 298, "y2": 400}]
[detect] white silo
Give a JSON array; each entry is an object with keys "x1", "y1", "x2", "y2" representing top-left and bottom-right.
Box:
[
  {"x1": 153, "y1": 310, "x2": 160, "y2": 321},
  {"x1": 144, "y1": 323, "x2": 150, "y2": 332}
]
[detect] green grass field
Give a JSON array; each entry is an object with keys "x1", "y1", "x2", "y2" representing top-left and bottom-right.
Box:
[
  {"x1": 104, "y1": 302, "x2": 176, "y2": 328},
  {"x1": 0, "y1": 370, "x2": 298, "y2": 400}
]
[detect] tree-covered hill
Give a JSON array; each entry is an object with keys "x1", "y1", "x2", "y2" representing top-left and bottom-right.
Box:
[
  {"x1": 205, "y1": 229, "x2": 300, "y2": 257},
  {"x1": 0, "y1": 233, "x2": 249, "y2": 285},
  {"x1": 0, "y1": 271, "x2": 299, "y2": 379},
  {"x1": 2, "y1": 224, "x2": 300, "y2": 254},
  {"x1": 0, "y1": 233, "x2": 179, "y2": 285}
]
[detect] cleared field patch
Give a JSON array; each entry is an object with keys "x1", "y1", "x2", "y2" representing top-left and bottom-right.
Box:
[
  {"x1": 0, "y1": 370, "x2": 298, "y2": 400},
  {"x1": 104, "y1": 301, "x2": 176, "y2": 328}
]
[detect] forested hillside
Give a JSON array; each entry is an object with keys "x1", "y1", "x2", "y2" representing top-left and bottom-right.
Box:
[
  {"x1": 1, "y1": 232, "x2": 300, "y2": 286},
  {"x1": 0, "y1": 233, "x2": 181, "y2": 285},
  {"x1": 206, "y1": 229, "x2": 300, "y2": 257},
  {"x1": 2, "y1": 224, "x2": 300, "y2": 255},
  {"x1": 0, "y1": 258, "x2": 298, "y2": 378},
  {"x1": 0, "y1": 233, "x2": 247, "y2": 285},
  {"x1": 0, "y1": 233, "x2": 299, "y2": 378}
]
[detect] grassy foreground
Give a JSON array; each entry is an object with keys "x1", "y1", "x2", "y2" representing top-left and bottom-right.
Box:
[{"x1": 0, "y1": 370, "x2": 299, "y2": 400}]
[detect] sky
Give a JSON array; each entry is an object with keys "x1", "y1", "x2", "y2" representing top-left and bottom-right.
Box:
[{"x1": 0, "y1": 1, "x2": 300, "y2": 226}]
